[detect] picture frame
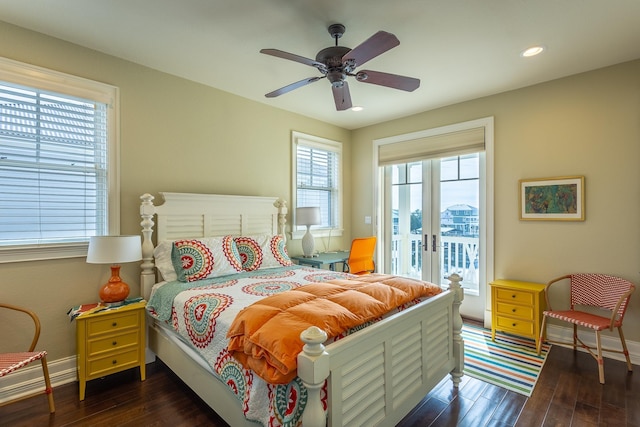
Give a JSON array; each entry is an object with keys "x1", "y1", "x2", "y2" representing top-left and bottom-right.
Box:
[{"x1": 519, "y1": 176, "x2": 585, "y2": 221}]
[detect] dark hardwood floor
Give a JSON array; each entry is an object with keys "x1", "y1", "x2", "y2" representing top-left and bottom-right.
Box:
[{"x1": 1, "y1": 343, "x2": 637, "y2": 426}]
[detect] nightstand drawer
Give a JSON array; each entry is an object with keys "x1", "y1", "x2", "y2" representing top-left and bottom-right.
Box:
[
  {"x1": 495, "y1": 301, "x2": 534, "y2": 319},
  {"x1": 495, "y1": 288, "x2": 534, "y2": 305},
  {"x1": 86, "y1": 311, "x2": 139, "y2": 337},
  {"x1": 490, "y1": 280, "x2": 546, "y2": 349},
  {"x1": 87, "y1": 330, "x2": 139, "y2": 355},
  {"x1": 75, "y1": 300, "x2": 147, "y2": 400},
  {"x1": 495, "y1": 316, "x2": 534, "y2": 336},
  {"x1": 87, "y1": 348, "x2": 140, "y2": 377}
]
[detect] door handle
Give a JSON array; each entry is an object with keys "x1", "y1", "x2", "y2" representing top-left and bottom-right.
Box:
[
  {"x1": 423, "y1": 234, "x2": 428, "y2": 251},
  {"x1": 432, "y1": 235, "x2": 437, "y2": 252}
]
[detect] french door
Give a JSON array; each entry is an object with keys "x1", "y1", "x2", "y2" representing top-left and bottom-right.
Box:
[
  {"x1": 375, "y1": 117, "x2": 494, "y2": 321},
  {"x1": 382, "y1": 153, "x2": 485, "y2": 320}
]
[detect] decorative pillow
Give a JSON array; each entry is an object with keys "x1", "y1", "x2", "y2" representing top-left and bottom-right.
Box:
[
  {"x1": 171, "y1": 236, "x2": 243, "y2": 282},
  {"x1": 153, "y1": 240, "x2": 178, "y2": 281},
  {"x1": 234, "y1": 234, "x2": 292, "y2": 271}
]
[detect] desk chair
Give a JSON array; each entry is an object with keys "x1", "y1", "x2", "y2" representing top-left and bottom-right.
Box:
[
  {"x1": 537, "y1": 273, "x2": 635, "y2": 384},
  {"x1": 344, "y1": 236, "x2": 376, "y2": 275},
  {"x1": 0, "y1": 303, "x2": 55, "y2": 413}
]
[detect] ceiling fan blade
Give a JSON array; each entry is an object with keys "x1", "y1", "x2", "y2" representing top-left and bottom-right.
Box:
[
  {"x1": 332, "y1": 82, "x2": 352, "y2": 111},
  {"x1": 342, "y1": 31, "x2": 400, "y2": 67},
  {"x1": 356, "y1": 70, "x2": 420, "y2": 92},
  {"x1": 265, "y1": 76, "x2": 323, "y2": 98},
  {"x1": 260, "y1": 48, "x2": 327, "y2": 72}
]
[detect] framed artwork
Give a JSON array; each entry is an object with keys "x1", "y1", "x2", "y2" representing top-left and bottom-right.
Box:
[{"x1": 519, "y1": 176, "x2": 585, "y2": 221}]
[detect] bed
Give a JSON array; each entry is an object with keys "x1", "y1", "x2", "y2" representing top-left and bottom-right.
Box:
[{"x1": 139, "y1": 192, "x2": 464, "y2": 427}]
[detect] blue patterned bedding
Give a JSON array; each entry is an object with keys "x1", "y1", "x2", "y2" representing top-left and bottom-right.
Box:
[
  {"x1": 147, "y1": 265, "x2": 427, "y2": 426},
  {"x1": 148, "y1": 266, "x2": 352, "y2": 426}
]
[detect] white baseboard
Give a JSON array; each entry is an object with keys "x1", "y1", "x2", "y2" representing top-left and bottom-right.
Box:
[
  {"x1": 545, "y1": 324, "x2": 640, "y2": 365},
  {"x1": 0, "y1": 356, "x2": 77, "y2": 405},
  {"x1": 2, "y1": 327, "x2": 638, "y2": 405}
]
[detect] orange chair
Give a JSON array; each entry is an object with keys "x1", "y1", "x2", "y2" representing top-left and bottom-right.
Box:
[
  {"x1": 537, "y1": 274, "x2": 635, "y2": 384},
  {"x1": 343, "y1": 236, "x2": 376, "y2": 275},
  {"x1": 0, "y1": 303, "x2": 55, "y2": 413}
]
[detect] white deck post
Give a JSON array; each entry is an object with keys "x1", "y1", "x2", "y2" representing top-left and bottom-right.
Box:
[
  {"x1": 140, "y1": 193, "x2": 156, "y2": 299},
  {"x1": 297, "y1": 326, "x2": 330, "y2": 427},
  {"x1": 447, "y1": 273, "x2": 465, "y2": 386}
]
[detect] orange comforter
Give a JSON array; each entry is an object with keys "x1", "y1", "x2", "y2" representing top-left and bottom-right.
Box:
[{"x1": 227, "y1": 273, "x2": 442, "y2": 384}]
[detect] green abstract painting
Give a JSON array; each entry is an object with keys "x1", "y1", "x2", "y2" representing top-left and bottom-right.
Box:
[
  {"x1": 524, "y1": 184, "x2": 577, "y2": 214},
  {"x1": 519, "y1": 176, "x2": 584, "y2": 221}
]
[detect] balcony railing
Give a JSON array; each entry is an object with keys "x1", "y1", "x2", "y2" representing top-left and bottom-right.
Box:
[{"x1": 390, "y1": 234, "x2": 479, "y2": 291}]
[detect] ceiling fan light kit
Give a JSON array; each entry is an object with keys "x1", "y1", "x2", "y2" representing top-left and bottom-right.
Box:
[{"x1": 261, "y1": 24, "x2": 420, "y2": 111}]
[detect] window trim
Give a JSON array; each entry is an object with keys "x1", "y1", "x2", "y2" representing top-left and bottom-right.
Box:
[
  {"x1": 374, "y1": 117, "x2": 494, "y2": 315},
  {"x1": 291, "y1": 131, "x2": 343, "y2": 241},
  {"x1": 0, "y1": 57, "x2": 120, "y2": 263}
]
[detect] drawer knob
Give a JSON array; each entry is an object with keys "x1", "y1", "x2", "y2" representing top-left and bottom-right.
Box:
[
  {"x1": 112, "y1": 359, "x2": 117, "y2": 365},
  {"x1": 112, "y1": 322, "x2": 118, "y2": 327},
  {"x1": 112, "y1": 341, "x2": 117, "y2": 346},
  {"x1": 511, "y1": 294, "x2": 516, "y2": 298},
  {"x1": 512, "y1": 323, "x2": 517, "y2": 327},
  {"x1": 512, "y1": 308, "x2": 516, "y2": 313}
]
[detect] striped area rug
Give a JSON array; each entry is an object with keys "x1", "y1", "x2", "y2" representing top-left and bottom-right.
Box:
[{"x1": 462, "y1": 324, "x2": 550, "y2": 396}]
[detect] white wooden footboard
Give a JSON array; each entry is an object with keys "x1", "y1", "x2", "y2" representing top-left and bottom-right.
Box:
[{"x1": 299, "y1": 274, "x2": 464, "y2": 427}]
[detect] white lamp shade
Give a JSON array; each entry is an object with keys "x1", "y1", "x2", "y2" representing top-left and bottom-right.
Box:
[
  {"x1": 87, "y1": 235, "x2": 142, "y2": 264},
  {"x1": 297, "y1": 207, "x2": 321, "y2": 226}
]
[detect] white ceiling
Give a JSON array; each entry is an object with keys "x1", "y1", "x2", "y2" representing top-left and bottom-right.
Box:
[{"x1": 1, "y1": 0, "x2": 639, "y2": 130}]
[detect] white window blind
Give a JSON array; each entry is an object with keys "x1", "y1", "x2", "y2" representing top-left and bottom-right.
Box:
[
  {"x1": 292, "y1": 132, "x2": 342, "y2": 233},
  {"x1": 0, "y1": 72, "x2": 114, "y2": 253},
  {"x1": 0, "y1": 58, "x2": 118, "y2": 262},
  {"x1": 378, "y1": 127, "x2": 485, "y2": 166}
]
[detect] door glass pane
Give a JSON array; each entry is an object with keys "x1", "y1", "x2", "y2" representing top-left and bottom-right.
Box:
[
  {"x1": 390, "y1": 163, "x2": 422, "y2": 279},
  {"x1": 440, "y1": 154, "x2": 480, "y2": 292}
]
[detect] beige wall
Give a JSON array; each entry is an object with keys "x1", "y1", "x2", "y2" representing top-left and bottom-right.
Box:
[
  {"x1": 352, "y1": 59, "x2": 640, "y2": 341},
  {"x1": 1, "y1": 19, "x2": 639, "y2": 363},
  {"x1": 0, "y1": 21, "x2": 351, "y2": 361}
]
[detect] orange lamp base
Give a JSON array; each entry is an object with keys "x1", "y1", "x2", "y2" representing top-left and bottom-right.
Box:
[{"x1": 99, "y1": 265, "x2": 130, "y2": 303}]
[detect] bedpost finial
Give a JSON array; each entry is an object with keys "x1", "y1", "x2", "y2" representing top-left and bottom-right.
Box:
[
  {"x1": 141, "y1": 193, "x2": 155, "y2": 203},
  {"x1": 300, "y1": 326, "x2": 328, "y2": 356},
  {"x1": 447, "y1": 273, "x2": 463, "y2": 285}
]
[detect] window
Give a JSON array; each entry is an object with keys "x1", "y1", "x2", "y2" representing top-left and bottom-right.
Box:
[
  {"x1": 291, "y1": 131, "x2": 342, "y2": 240},
  {"x1": 0, "y1": 57, "x2": 119, "y2": 262}
]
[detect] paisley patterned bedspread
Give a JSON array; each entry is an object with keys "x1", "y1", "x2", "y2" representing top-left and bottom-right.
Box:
[{"x1": 146, "y1": 265, "x2": 427, "y2": 427}]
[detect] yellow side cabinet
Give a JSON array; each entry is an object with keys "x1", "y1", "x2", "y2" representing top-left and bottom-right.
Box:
[
  {"x1": 75, "y1": 301, "x2": 146, "y2": 400},
  {"x1": 489, "y1": 279, "x2": 546, "y2": 349}
]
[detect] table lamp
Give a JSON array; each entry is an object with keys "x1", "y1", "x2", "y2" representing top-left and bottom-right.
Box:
[
  {"x1": 87, "y1": 235, "x2": 142, "y2": 305},
  {"x1": 297, "y1": 207, "x2": 321, "y2": 258}
]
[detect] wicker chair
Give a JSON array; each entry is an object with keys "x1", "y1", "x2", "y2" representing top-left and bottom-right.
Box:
[
  {"x1": 0, "y1": 303, "x2": 55, "y2": 413},
  {"x1": 537, "y1": 274, "x2": 635, "y2": 384}
]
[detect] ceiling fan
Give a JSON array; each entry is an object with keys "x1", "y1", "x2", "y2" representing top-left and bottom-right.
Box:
[{"x1": 260, "y1": 24, "x2": 420, "y2": 111}]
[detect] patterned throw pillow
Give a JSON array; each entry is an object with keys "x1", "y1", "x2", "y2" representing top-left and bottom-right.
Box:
[
  {"x1": 234, "y1": 234, "x2": 292, "y2": 271},
  {"x1": 171, "y1": 236, "x2": 243, "y2": 282}
]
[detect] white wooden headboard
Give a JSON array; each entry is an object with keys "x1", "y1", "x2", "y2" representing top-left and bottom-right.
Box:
[{"x1": 139, "y1": 192, "x2": 288, "y2": 298}]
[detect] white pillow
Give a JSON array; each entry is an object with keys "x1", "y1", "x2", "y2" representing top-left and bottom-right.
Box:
[{"x1": 153, "y1": 240, "x2": 178, "y2": 281}]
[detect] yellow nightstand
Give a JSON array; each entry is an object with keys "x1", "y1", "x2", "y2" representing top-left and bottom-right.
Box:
[
  {"x1": 75, "y1": 300, "x2": 146, "y2": 400},
  {"x1": 489, "y1": 279, "x2": 546, "y2": 349}
]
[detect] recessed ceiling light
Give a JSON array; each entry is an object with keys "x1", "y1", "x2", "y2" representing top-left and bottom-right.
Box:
[
  {"x1": 521, "y1": 46, "x2": 545, "y2": 57},
  {"x1": 351, "y1": 106, "x2": 364, "y2": 112}
]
